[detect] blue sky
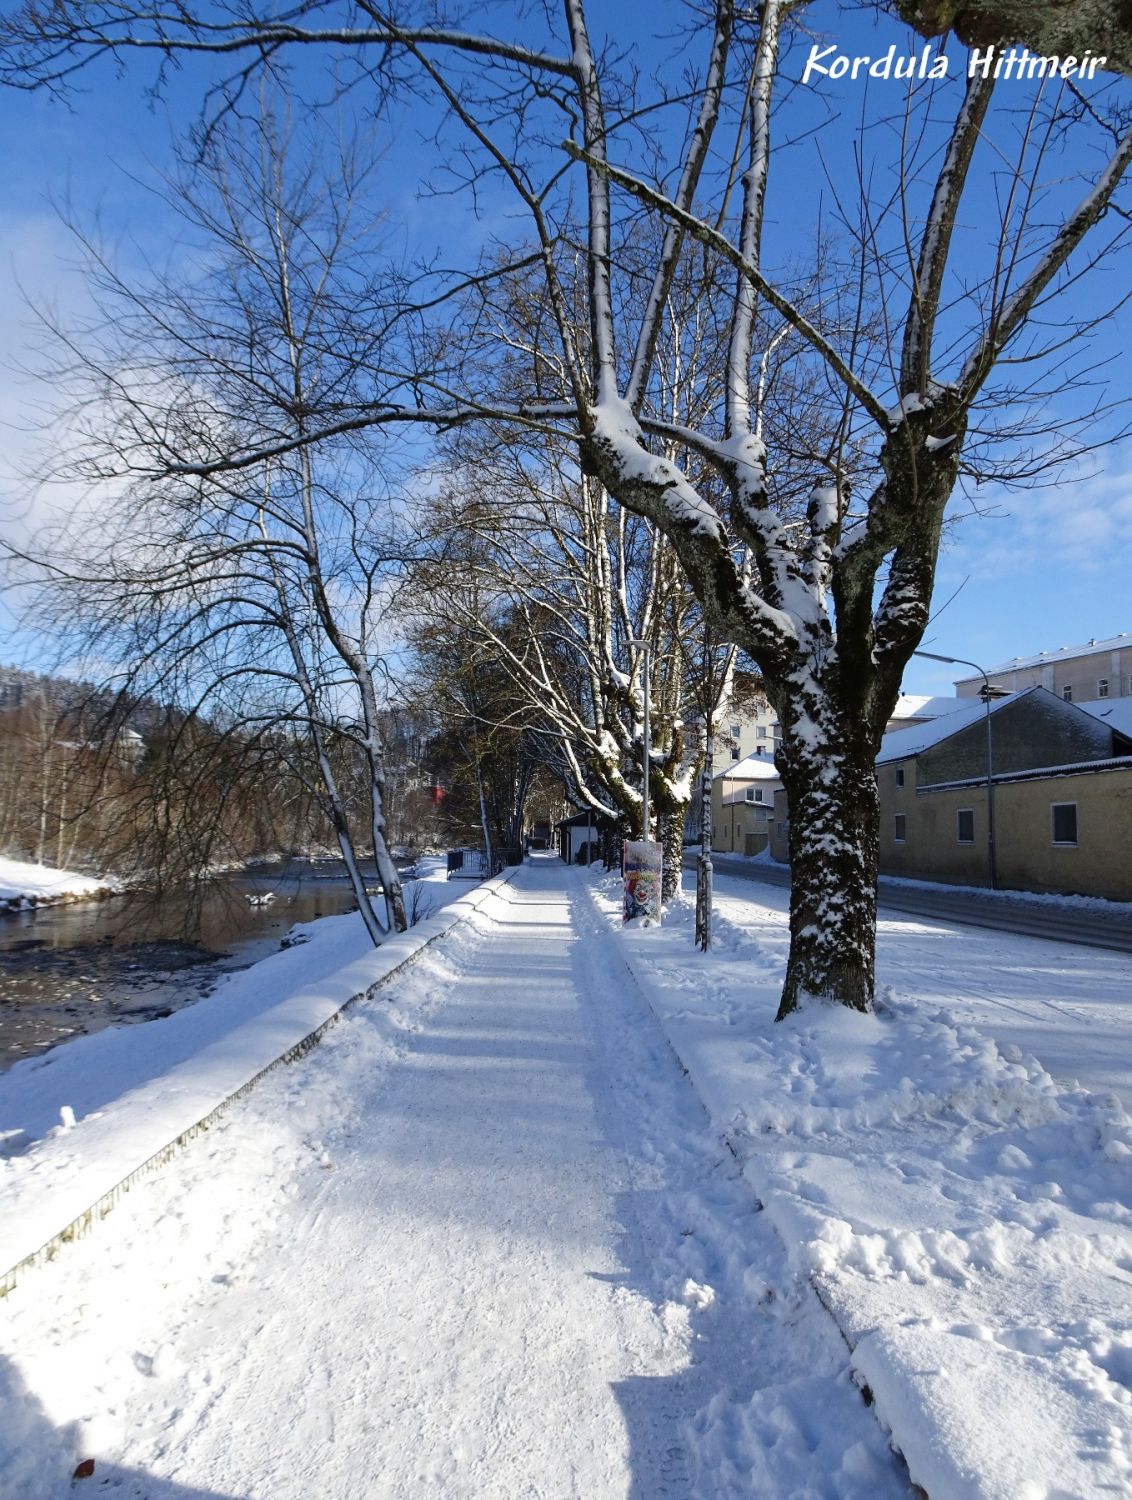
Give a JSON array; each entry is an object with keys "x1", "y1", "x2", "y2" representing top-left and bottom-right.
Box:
[{"x1": 0, "y1": 1, "x2": 1129, "y2": 697}]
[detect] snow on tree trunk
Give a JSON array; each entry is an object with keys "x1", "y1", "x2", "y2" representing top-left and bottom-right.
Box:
[
  {"x1": 354, "y1": 668, "x2": 408, "y2": 933},
  {"x1": 776, "y1": 738, "x2": 879, "y2": 1019}
]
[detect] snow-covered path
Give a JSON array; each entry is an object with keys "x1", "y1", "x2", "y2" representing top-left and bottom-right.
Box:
[{"x1": 1, "y1": 860, "x2": 907, "y2": 1498}]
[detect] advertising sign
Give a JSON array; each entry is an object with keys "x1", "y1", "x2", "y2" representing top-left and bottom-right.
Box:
[{"x1": 623, "y1": 839, "x2": 663, "y2": 924}]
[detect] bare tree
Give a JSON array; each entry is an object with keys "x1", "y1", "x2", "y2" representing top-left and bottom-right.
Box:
[
  {"x1": 2, "y1": 1, "x2": 1130, "y2": 1016},
  {"x1": 11, "y1": 101, "x2": 426, "y2": 935},
  {"x1": 419, "y1": 451, "x2": 703, "y2": 897}
]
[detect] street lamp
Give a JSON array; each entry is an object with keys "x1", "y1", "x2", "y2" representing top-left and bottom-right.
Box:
[
  {"x1": 914, "y1": 650, "x2": 1012, "y2": 889},
  {"x1": 628, "y1": 637, "x2": 652, "y2": 841}
]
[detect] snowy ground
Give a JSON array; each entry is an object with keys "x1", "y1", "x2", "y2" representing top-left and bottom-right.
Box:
[
  {"x1": 592, "y1": 866, "x2": 1132, "y2": 1499},
  {"x1": 2, "y1": 856, "x2": 1129, "y2": 1498},
  {"x1": 712, "y1": 869, "x2": 1132, "y2": 1110},
  {"x1": 0, "y1": 857, "x2": 113, "y2": 909},
  {"x1": 0, "y1": 861, "x2": 908, "y2": 1499}
]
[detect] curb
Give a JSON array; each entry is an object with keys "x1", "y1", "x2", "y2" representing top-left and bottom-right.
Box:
[{"x1": 0, "y1": 865, "x2": 521, "y2": 1298}]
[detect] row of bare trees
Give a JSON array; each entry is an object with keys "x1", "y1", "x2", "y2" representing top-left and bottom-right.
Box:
[{"x1": 2, "y1": 1, "x2": 1129, "y2": 1013}]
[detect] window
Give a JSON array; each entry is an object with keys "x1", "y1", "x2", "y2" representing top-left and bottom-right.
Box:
[
  {"x1": 1051, "y1": 803, "x2": 1078, "y2": 846},
  {"x1": 730, "y1": 722, "x2": 741, "y2": 738},
  {"x1": 1062, "y1": 685, "x2": 1073, "y2": 702},
  {"x1": 893, "y1": 813, "x2": 906, "y2": 843},
  {"x1": 1098, "y1": 679, "x2": 1109, "y2": 699},
  {"x1": 745, "y1": 787, "x2": 764, "y2": 802},
  {"x1": 895, "y1": 767, "x2": 905, "y2": 788},
  {"x1": 730, "y1": 746, "x2": 740, "y2": 761},
  {"x1": 957, "y1": 808, "x2": 975, "y2": 844},
  {"x1": 756, "y1": 726, "x2": 768, "y2": 740}
]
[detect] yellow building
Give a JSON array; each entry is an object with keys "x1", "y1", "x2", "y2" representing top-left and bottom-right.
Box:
[{"x1": 712, "y1": 753, "x2": 783, "y2": 856}]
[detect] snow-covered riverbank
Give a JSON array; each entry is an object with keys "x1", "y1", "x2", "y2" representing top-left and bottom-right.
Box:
[{"x1": 0, "y1": 856, "x2": 116, "y2": 912}]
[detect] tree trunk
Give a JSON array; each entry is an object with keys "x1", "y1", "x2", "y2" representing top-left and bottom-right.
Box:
[
  {"x1": 354, "y1": 666, "x2": 407, "y2": 932},
  {"x1": 659, "y1": 809, "x2": 684, "y2": 902},
  {"x1": 776, "y1": 743, "x2": 880, "y2": 1020},
  {"x1": 696, "y1": 731, "x2": 714, "y2": 951},
  {"x1": 476, "y1": 763, "x2": 495, "y2": 874}
]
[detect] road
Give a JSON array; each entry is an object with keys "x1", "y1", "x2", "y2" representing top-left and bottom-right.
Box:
[{"x1": 686, "y1": 853, "x2": 1132, "y2": 955}]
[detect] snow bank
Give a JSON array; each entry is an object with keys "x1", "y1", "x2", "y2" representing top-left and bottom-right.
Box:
[
  {"x1": 0, "y1": 856, "x2": 114, "y2": 910},
  {"x1": 583, "y1": 869, "x2": 1132, "y2": 1499},
  {"x1": 0, "y1": 867, "x2": 514, "y2": 1295}
]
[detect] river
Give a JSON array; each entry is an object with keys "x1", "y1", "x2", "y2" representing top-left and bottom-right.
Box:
[{"x1": 0, "y1": 859, "x2": 401, "y2": 1071}]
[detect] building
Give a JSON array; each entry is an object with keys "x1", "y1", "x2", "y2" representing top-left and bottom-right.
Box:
[
  {"x1": 710, "y1": 680, "x2": 781, "y2": 773},
  {"x1": 767, "y1": 687, "x2": 1132, "y2": 900},
  {"x1": 554, "y1": 810, "x2": 611, "y2": 865},
  {"x1": 712, "y1": 755, "x2": 784, "y2": 856},
  {"x1": 954, "y1": 632, "x2": 1132, "y2": 704},
  {"x1": 877, "y1": 687, "x2": 1132, "y2": 899}
]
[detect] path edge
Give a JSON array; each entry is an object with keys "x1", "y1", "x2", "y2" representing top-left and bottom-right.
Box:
[{"x1": 0, "y1": 865, "x2": 522, "y2": 1299}]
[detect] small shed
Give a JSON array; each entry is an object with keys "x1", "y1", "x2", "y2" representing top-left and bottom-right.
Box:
[{"x1": 555, "y1": 810, "x2": 611, "y2": 865}]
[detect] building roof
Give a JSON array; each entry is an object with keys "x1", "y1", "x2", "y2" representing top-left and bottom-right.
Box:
[
  {"x1": 887, "y1": 694, "x2": 972, "y2": 725},
  {"x1": 954, "y1": 632, "x2": 1132, "y2": 682},
  {"x1": 713, "y1": 753, "x2": 782, "y2": 781},
  {"x1": 876, "y1": 691, "x2": 1020, "y2": 763},
  {"x1": 1079, "y1": 697, "x2": 1132, "y2": 738},
  {"x1": 555, "y1": 809, "x2": 613, "y2": 828}
]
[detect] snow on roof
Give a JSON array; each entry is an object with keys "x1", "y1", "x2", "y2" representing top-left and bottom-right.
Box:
[
  {"x1": 888, "y1": 694, "x2": 971, "y2": 723},
  {"x1": 876, "y1": 691, "x2": 1020, "y2": 763},
  {"x1": 713, "y1": 753, "x2": 782, "y2": 781},
  {"x1": 1078, "y1": 697, "x2": 1132, "y2": 738},
  {"x1": 955, "y1": 632, "x2": 1132, "y2": 680}
]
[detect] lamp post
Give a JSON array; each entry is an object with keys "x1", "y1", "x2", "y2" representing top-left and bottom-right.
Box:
[
  {"x1": 628, "y1": 637, "x2": 652, "y2": 841},
  {"x1": 914, "y1": 650, "x2": 1011, "y2": 890}
]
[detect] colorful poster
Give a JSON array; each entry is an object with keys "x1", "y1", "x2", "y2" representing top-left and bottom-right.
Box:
[{"x1": 623, "y1": 839, "x2": 663, "y2": 924}]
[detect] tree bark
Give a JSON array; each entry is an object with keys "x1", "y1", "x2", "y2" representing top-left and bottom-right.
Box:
[
  {"x1": 659, "y1": 810, "x2": 683, "y2": 902},
  {"x1": 776, "y1": 737, "x2": 880, "y2": 1020},
  {"x1": 891, "y1": 0, "x2": 1132, "y2": 77},
  {"x1": 696, "y1": 728, "x2": 714, "y2": 951}
]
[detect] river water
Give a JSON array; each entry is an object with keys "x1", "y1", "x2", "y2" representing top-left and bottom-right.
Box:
[{"x1": 0, "y1": 859, "x2": 394, "y2": 1071}]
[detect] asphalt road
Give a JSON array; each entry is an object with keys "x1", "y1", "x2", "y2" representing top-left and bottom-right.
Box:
[{"x1": 686, "y1": 853, "x2": 1132, "y2": 956}]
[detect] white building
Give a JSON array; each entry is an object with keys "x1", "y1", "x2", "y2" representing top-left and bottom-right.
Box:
[
  {"x1": 954, "y1": 633, "x2": 1132, "y2": 704},
  {"x1": 712, "y1": 694, "x2": 781, "y2": 772}
]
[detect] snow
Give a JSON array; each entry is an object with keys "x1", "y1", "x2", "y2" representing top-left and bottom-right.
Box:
[
  {"x1": 0, "y1": 859, "x2": 907, "y2": 1498},
  {"x1": 3, "y1": 855, "x2": 1131, "y2": 1496},
  {"x1": 591, "y1": 396, "x2": 725, "y2": 540},
  {"x1": 0, "y1": 860, "x2": 479, "y2": 1288},
  {"x1": 875, "y1": 692, "x2": 1013, "y2": 762},
  {"x1": 585, "y1": 864, "x2": 1132, "y2": 1498},
  {"x1": 0, "y1": 856, "x2": 113, "y2": 908},
  {"x1": 714, "y1": 752, "x2": 781, "y2": 780},
  {"x1": 1080, "y1": 695, "x2": 1132, "y2": 737},
  {"x1": 879, "y1": 868, "x2": 1132, "y2": 915},
  {"x1": 886, "y1": 692, "x2": 970, "y2": 724}
]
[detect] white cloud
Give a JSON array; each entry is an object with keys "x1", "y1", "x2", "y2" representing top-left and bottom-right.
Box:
[{"x1": 941, "y1": 447, "x2": 1132, "y2": 582}]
